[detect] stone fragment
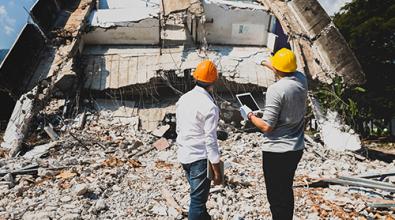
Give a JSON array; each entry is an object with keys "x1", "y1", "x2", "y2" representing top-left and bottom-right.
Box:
[
  {"x1": 152, "y1": 204, "x2": 167, "y2": 216},
  {"x1": 22, "y1": 211, "x2": 51, "y2": 220},
  {"x1": 94, "y1": 199, "x2": 107, "y2": 212},
  {"x1": 60, "y1": 213, "x2": 81, "y2": 220},
  {"x1": 37, "y1": 168, "x2": 58, "y2": 177},
  {"x1": 73, "y1": 184, "x2": 88, "y2": 196},
  {"x1": 60, "y1": 196, "x2": 72, "y2": 203}
]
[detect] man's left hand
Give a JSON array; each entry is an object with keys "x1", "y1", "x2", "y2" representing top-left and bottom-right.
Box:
[{"x1": 240, "y1": 105, "x2": 252, "y2": 121}]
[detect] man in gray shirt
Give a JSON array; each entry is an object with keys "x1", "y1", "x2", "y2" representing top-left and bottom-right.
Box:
[{"x1": 240, "y1": 48, "x2": 308, "y2": 220}]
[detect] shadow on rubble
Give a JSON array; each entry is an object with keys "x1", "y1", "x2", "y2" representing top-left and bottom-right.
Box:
[{"x1": 354, "y1": 147, "x2": 395, "y2": 163}]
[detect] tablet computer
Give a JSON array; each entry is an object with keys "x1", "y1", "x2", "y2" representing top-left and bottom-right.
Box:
[{"x1": 236, "y1": 93, "x2": 261, "y2": 112}]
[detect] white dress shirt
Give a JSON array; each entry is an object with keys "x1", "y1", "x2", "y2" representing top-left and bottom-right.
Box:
[{"x1": 176, "y1": 86, "x2": 220, "y2": 164}]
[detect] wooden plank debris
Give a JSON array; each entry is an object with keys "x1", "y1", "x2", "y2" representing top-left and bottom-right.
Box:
[{"x1": 161, "y1": 188, "x2": 182, "y2": 214}]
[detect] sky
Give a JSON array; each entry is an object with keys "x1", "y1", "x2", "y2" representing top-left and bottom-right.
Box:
[
  {"x1": 317, "y1": 0, "x2": 353, "y2": 16},
  {"x1": 0, "y1": 0, "x2": 37, "y2": 49},
  {"x1": 0, "y1": 0, "x2": 352, "y2": 50}
]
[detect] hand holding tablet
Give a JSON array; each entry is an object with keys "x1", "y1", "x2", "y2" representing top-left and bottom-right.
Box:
[{"x1": 236, "y1": 93, "x2": 261, "y2": 113}]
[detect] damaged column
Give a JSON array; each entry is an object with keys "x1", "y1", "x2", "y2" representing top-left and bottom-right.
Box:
[
  {"x1": 258, "y1": 0, "x2": 365, "y2": 86},
  {"x1": 1, "y1": 0, "x2": 95, "y2": 157},
  {"x1": 1, "y1": 87, "x2": 40, "y2": 156}
]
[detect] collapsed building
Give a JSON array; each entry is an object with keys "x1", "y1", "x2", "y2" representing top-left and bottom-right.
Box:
[
  {"x1": 2, "y1": 1, "x2": 395, "y2": 219},
  {"x1": 0, "y1": 0, "x2": 395, "y2": 219},
  {"x1": 0, "y1": 0, "x2": 364, "y2": 155}
]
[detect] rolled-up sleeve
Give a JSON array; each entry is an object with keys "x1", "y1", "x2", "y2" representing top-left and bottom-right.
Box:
[
  {"x1": 204, "y1": 106, "x2": 220, "y2": 164},
  {"x1": 262, "y1": 87, "x2": 282, "y2": 128}
]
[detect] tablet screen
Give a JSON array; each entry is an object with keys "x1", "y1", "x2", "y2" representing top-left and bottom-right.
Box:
[{"x1": 237, "y1": 94, "x2": 260, "y2": 111}]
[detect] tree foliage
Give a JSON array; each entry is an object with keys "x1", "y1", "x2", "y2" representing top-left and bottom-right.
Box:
[{"x1": 333, "y1": 0, "x2": 395, "y2": 119}]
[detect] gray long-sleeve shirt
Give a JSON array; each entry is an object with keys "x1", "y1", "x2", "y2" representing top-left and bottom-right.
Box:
[{"x1": 261, "y1": 71, "x2": 308, "y2": 152}]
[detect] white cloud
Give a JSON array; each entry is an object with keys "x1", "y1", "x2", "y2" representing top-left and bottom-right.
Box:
[
  {"x1": 318, "y1": 0, "x2": 352, "y2": 16},
  {"x1": 0, "y1": 5, "x2": 6, "y2": 16},
  {"x1": 4, "y1": 25, "x2": 13, "y2": 35},
  {"x1": 0, "y1": 4, "x2": 16, "y2": 36}
]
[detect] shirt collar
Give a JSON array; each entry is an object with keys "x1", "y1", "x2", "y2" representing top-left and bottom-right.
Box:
[{"x1": 192, "y1": 86, "x2": 215, "y2": 103}]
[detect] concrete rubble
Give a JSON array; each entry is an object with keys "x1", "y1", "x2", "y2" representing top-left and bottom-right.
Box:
[
  {"x1": 0, "y1": 0, "x2": 389, "y2": 219},
  {"x1": 309, "y1": 95, "x2": 362, "y2": 151},
  {"x1": 0, "y1": 98, "x2": 394, "y2": 219}
]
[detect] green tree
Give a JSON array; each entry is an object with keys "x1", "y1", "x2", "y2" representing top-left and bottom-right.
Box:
[{"x1": 333, "y1": 0, "x2": 395, "y2": 120}]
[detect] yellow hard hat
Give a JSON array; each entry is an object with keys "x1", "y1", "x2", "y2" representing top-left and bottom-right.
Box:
[
  {"x1": 270, "y1": 48, "x2": 297, "y2": 73},
  {"x1": 193, "y1": 60, "x2": 218, "y2": 84}
]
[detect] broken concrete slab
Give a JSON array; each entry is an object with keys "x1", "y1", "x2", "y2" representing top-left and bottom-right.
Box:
[
  {"x1": 308, "y1": 95, "x2": 361, "y2": 151},
  {"x1": 81, "y1": 45, "x2": 274, "y2": 91},
  {"x1": 90, "y1": 3, "x2": 160, "y2": 27},
  {"x1": 23, "y1": 142, "x2": 59, "y2": 160},
  {"x1": 152, "y1": 125, "x2": 171, "y2": 138},
  {"x1": 319, "y1": 111, "x2": 361, "y2": 152},
  {"x1": 153, "y1": 138, "x2": 170, "y2": 151},
  {"x1": 321, "y1": 122, "x2": 361, "y2": 152},
  {"x1": 162, "y1": 0, "x2": 193, "y2": 16},
  {"x1": 44, "y1": 125, "x2": 60, "y2": 141}
]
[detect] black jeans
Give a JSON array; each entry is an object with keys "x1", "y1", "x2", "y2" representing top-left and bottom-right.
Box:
[
  {"x1": 262, "y1": 150, "x2": 303, "y2": 220},
  {"x1": 182, "y1": 159, "x2": 211, "y2": 220}
]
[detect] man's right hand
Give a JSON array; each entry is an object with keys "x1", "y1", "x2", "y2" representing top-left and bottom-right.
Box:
[{"x1": 211, "y1": 162, "x2": 222, "y2": 185}]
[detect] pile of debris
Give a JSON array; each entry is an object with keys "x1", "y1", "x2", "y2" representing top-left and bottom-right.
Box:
[{"x1": 0, "y1": 97, "x2": 394, "y2": 220}]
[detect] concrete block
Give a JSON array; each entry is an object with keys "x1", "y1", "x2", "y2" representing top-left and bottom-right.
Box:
[
  {"x1": 288, "y1": 0, "x2": 331, "y2": 38},
  {"x1": 313, "y1": 26, "x2": 365, "y2": 86}
]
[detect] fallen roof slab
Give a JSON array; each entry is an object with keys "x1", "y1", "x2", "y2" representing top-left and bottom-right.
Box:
[
  {"x1": 205, "y1": 0, "x2": 268, "y2": 11},
  {"x1": 81, "y1": 45, "x2": 275, "y2": 91}
]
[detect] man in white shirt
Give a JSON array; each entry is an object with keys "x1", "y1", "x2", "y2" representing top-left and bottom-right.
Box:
[{"x1": 176, "y1": 60, "x2": 222, "y2": 220}]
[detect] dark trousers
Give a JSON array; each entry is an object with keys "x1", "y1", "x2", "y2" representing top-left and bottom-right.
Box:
[
  {"x1": 262, "y1": 150, "x2": 303, "y2": 220},
  {"x1": 182, "y1": 159, "x2": 211, "y2": 220}
]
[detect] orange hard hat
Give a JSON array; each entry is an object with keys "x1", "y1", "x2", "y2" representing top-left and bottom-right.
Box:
[{"x1": 193, "y1": 60, "x2": 218, "y2": 84}]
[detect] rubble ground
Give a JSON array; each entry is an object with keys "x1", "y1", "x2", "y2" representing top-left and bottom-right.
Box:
[{"x1": 0, "y1": 101, "x2": 395, "y2": 220}]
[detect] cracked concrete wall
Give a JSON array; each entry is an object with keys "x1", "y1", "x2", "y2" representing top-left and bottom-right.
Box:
[
  {"x1": 83, "y1": 19, "x2": 160, "y2": 45},
  {"x1": 198, "y1": 1, "x2": 271, "y2": 46},
  {"x1": 258, "y1": 0, "x2": 365, "y2": 86}
]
